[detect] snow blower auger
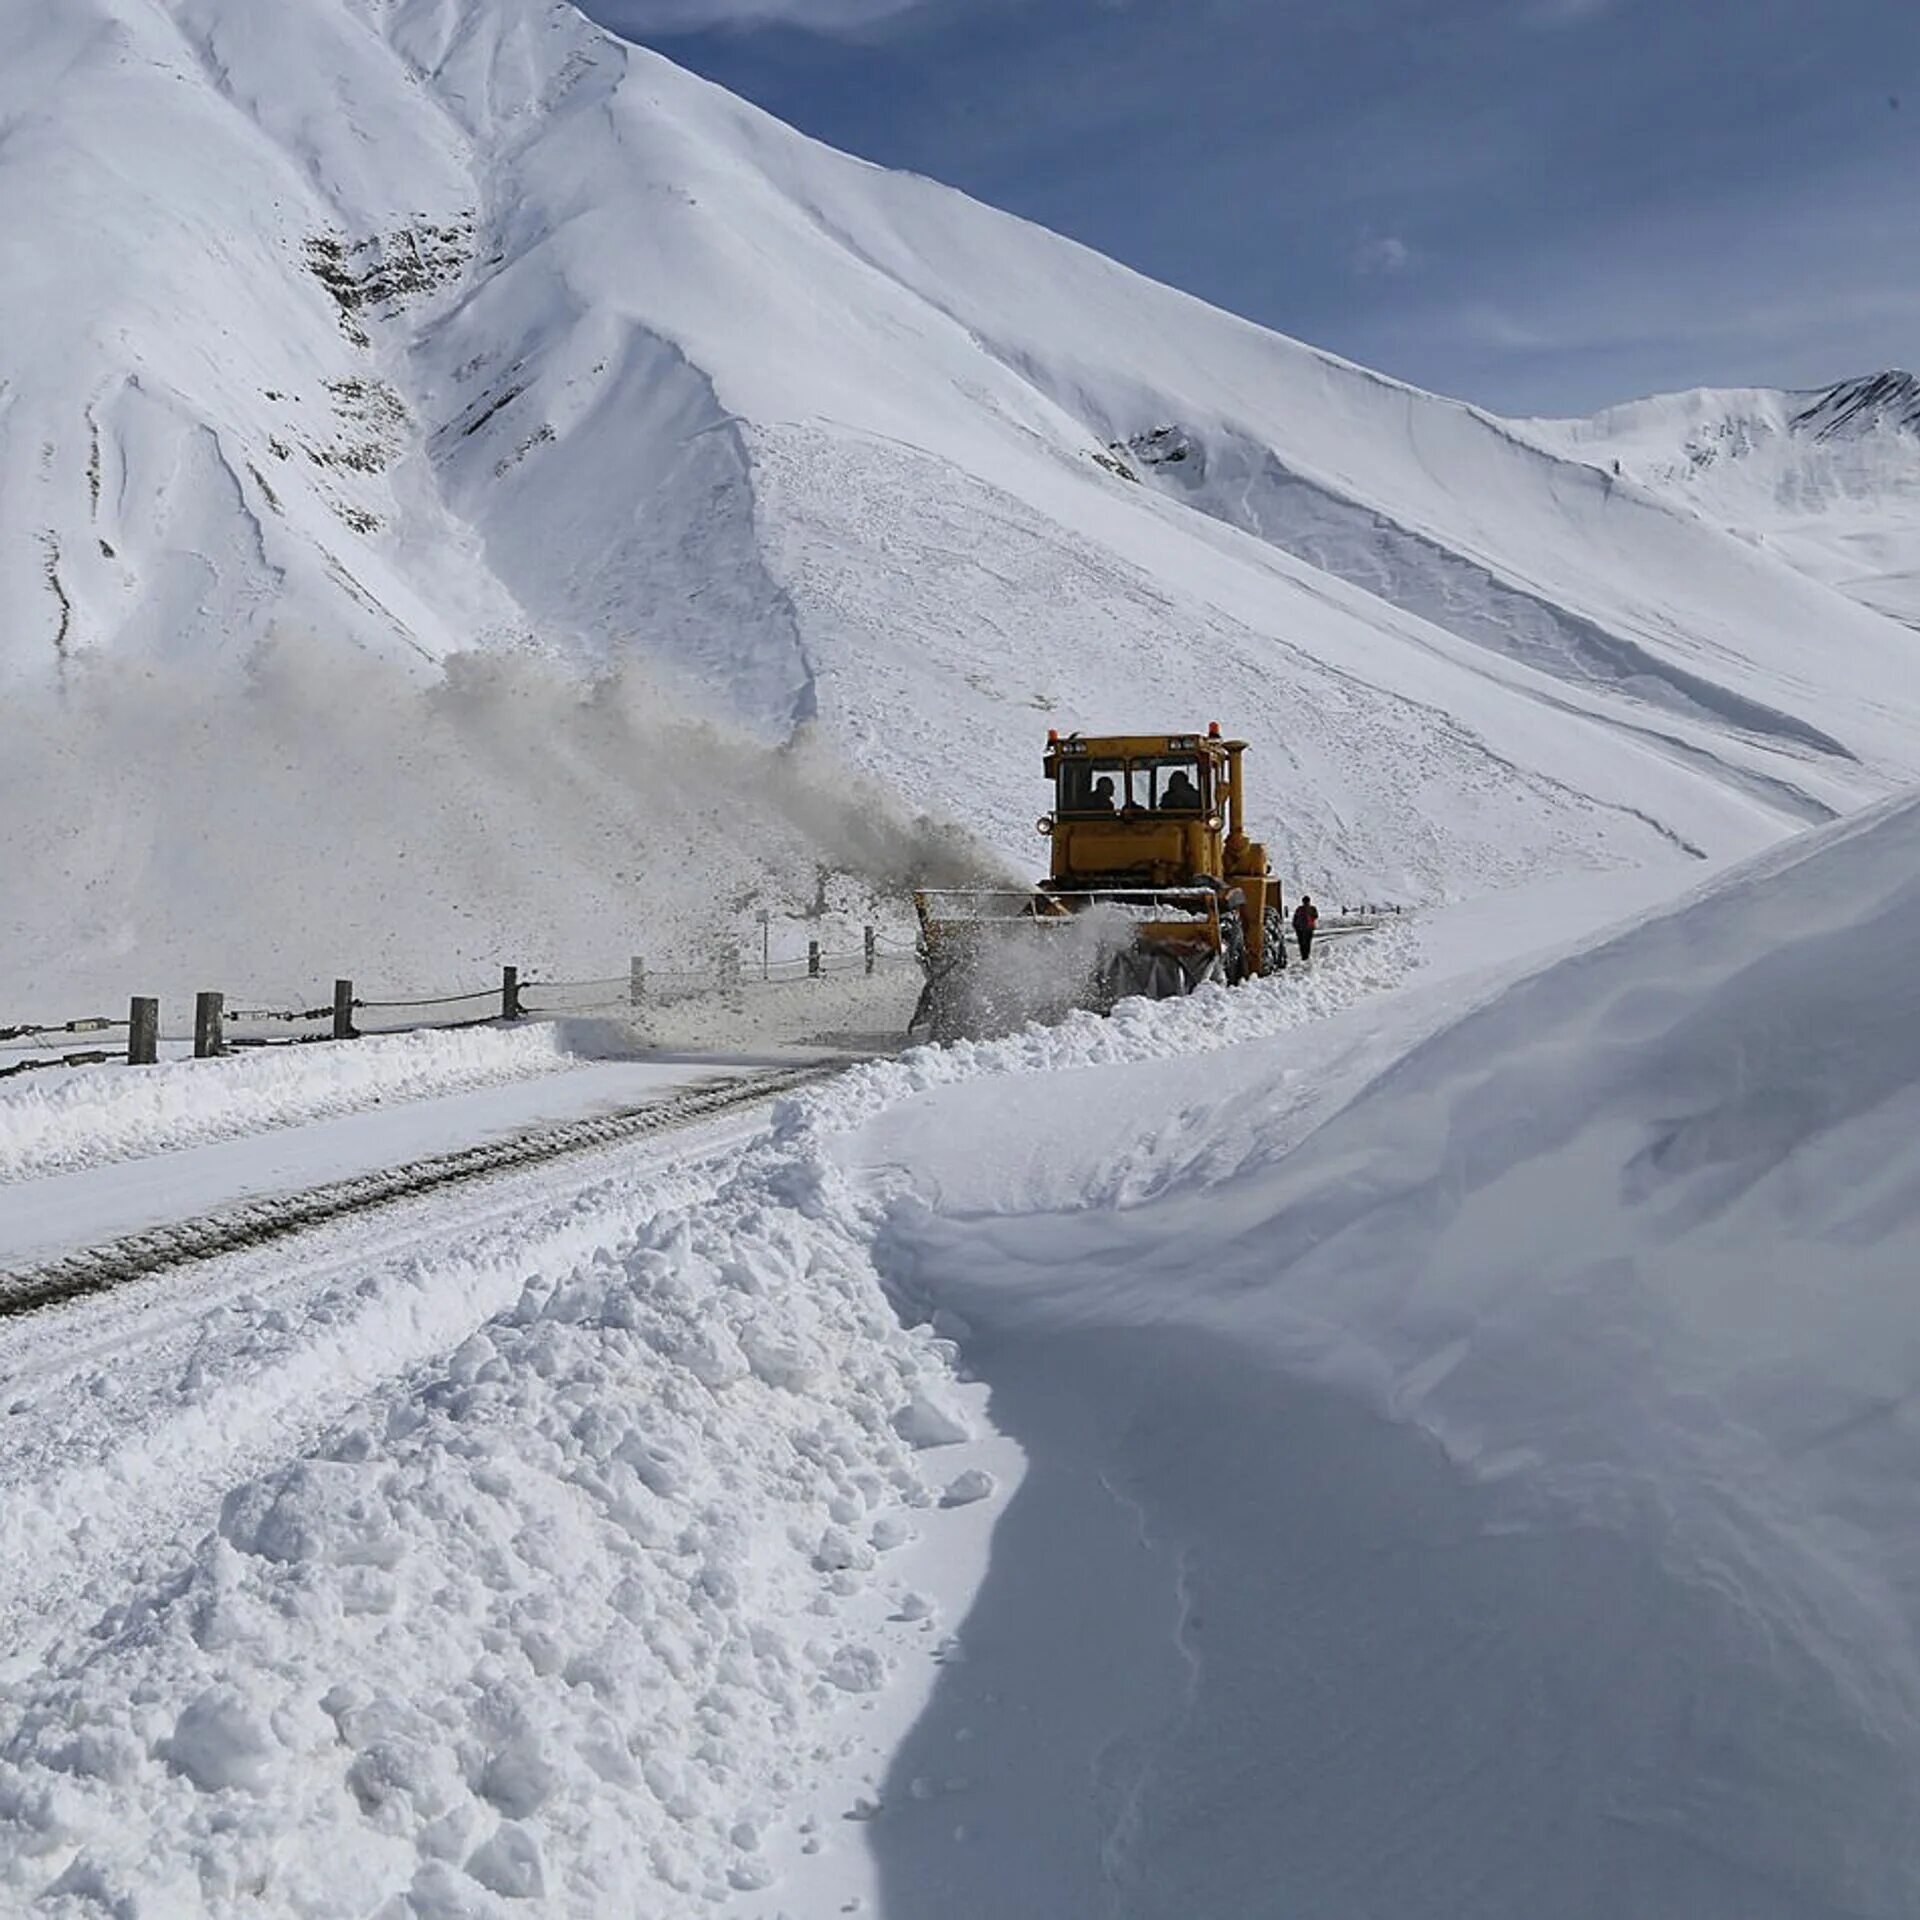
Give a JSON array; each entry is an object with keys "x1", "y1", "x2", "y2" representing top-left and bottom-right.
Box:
[{"x1": 910, "y1": 725, "x2": 1291, "y2": 1043}]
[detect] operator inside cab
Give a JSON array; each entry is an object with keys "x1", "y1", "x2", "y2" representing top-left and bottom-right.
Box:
[
  {"x1": 1159, "y1": 766, "x2": 1201, "y2": 811},
  {"x1": 1058, "y1": 759, "x2": 1127, "y2": 814},
  {"x1": 1139, "y1": 755, "x2": 1206, "y2": 813},
  {"x1": 1056, "y1": 753, "x2": 1208, "y2": 815}
]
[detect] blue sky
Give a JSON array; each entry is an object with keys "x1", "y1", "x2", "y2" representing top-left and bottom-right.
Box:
[{"x1": 577, "y1": 0, "x2": 1919, "y2": 415}]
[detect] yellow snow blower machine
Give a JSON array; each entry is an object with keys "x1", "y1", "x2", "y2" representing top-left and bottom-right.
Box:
[{"x1": 910, "y1": 725, "x2": 1290, "y2": 1042}]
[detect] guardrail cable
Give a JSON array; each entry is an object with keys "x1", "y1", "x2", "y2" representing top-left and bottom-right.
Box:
[
  {"x1": 0, "y1": 1050, "x2": 116, "y2": 1080},
  {"x1": 1, "y1": 1016, "x2": 127, "y2": 1046},
  {"x1": 352, "y1": 988, "x2": 501, "y2": 1012}
]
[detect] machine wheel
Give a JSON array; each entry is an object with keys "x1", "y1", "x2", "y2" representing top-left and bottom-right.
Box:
[
  {"x1": 1261, "y1": 906, "x2": 1288, "y2": 974},
  {"x1": 1218, "y1": 907, "x2": 1248, "y2": 985}
]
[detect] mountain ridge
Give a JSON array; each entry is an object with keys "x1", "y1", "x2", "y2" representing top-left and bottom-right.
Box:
[
  {"x1": 1793, "y1": 369, "x2": 1920, "y2": 440},
  {"x1": 1528, "y1": 368, "x2": 1920, "y2": 629}
]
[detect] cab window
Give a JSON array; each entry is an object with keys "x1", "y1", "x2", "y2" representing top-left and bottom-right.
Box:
[
  {"x1": 1138, "y1": 756, "x2": 1207, "y2": 813},
  {"x1": 1057, "y1": 758, "x2": 1128, "y2": 815}
]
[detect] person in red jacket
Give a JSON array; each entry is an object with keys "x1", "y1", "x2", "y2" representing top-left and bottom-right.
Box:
[{"x1": 1292, "y1": 894, "x2": 1319, "y2": 960}]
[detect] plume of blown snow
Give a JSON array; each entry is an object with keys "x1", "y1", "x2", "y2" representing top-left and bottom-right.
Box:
[{"x1": 0, "y1": 639, "x2": 1004, "y2": 1010}]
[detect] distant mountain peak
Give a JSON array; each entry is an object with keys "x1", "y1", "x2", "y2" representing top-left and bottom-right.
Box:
[{"x1": 1792, "y1": 370, "x2": 1920, "y2": 441}]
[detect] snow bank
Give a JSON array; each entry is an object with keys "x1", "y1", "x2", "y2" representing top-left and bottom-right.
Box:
[
  {"x1": 0, "y1": 1025, "x2": 574, "y2": 1183},
  {"x1": 0, "y1": 1096, "x2": 960, "y2": 1914},
  {"x1": 853, "y1": 791, "x2": 1920, "y2": 1917},
  {"x1": 0, "y1": 932, "x2": 1406, "y2": 1915},
  {"x1": 820, "y1": 918, "x2": 1417, "y2": 1135}
]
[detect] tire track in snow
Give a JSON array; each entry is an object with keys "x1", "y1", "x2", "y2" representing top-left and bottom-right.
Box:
[
  {"x1": 0, "y1": 1069, "x2": 842, "y2": 1666},
  {"x1": 0, "y1": 1059, "x2": 847, "y2": 1319}
]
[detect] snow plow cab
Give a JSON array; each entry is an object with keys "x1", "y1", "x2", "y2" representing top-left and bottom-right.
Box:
[{"x1": 911, "y1": 725, "x2": 1289, "y2": 1041}]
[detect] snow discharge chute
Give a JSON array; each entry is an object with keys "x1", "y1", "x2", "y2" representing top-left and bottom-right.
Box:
[{"x1": 910, "y1": 727, "x2": 1291, "y2": 1042}]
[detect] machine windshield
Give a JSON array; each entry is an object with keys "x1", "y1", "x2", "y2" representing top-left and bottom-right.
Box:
[{"x1": 1057, "y1": 754, "x2": 1209, "y2": 815}]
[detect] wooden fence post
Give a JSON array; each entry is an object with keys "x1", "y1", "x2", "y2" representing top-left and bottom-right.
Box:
[
  {"x1": 333, "y1": 978, "x2": 356, "y2": 1041},
  {"x1": 808, "y1": 939, "x2": 822, "y2": 978},
  {"x1": 864, "y1": 926, "x2": 876, "y2": 976},
  {"x1": 128, "y1": 997, "x2": 159, "y2": 1067},
  {"x1": 501, "y1": 966, "x2": 522, "y2": 1020},
  {"x1": 193, "y1": 991, "x2": 224, "y2": 1060},
  {"x1": 719, "y1": 943, "x2": 743, "y2": 1010},
  {"x1": 629, "y1": 956, "x2": 647, "y2": 1009}
]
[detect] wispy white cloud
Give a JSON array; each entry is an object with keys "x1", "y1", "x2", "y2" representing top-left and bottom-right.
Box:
[
  {"x1": 1353, "y1": 232, "x2": 1414, "y2": 277},
  {"x1": 592, "y1": 0, "x2": 924, "y2": 33},
  {"x1": 1453, "y1": 284, "x2": 1920, "y2": 360},
  {"x1": 1518, "y1": 0, "x2": 1618, "y2": 25}
]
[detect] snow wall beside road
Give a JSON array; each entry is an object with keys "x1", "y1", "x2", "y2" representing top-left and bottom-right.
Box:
[{"x1": 855, "y1": 791, "x2": 1920, "y2": 1918}]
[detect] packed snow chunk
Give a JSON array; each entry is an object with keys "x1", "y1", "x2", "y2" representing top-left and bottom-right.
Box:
[
  {"x1": 940, "y1": 1469, "x2": 996, "y2": 1508},
  {"x1": 673, "y1": 1323, "x2": 751, "y2": 1390},
  {"x1": 220, "y1": 1459, "x2": 406, "y2": 1568},
  {"x1": 408, "y1": 1859, "x2": 511, "y2": 1920},
  {"x1": 478, "y1": 1735, "x2": 557, "y2": 1820},
  {"x1": 444, "y1": 1332, "x2": 500, "y2": 1387},
  {"x1": 739, "y1": 1321, "x2": 822, "y2": 1392},
  {"x1": 892, "y1": 1388, "x2": 971, "y2": 1449},
  {"x1": 466, "y1": 1823, "x2": 546, "y2": 1901},
  {"x1": 39, "y1": 1858, "x2": 137, "y2": 1913},
  {"x1": 870, "y1": 1510, "x2": 916, "y2": 1549},
  {"x1": 727, "y1": 1851, "x2": 776, "y2": 1893},
  {"x1": 159, "y1": 1688, "x2": 277, "y2": 1794},
  {"x1": 820, "y1": 1643, "x2": 891, "y2": 1694},
  {"x1": 331, "y1": 1694, "x2": 467, "y2": 1828},
  {"x1": 814, "y1": 1526, "x2": 877, "y2": 1573},
  {"x1": 416, "y1": 1804, "x2": 481, "y2": 1865}
]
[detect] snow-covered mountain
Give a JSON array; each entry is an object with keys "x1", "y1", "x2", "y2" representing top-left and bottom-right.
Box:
[
  {"x1": 9, "y1": 11, "x2": 1920, "y2": 1908},
  {"x1": 1527, "y1": 372, "x2": 1920, "y2": 629},
  {"x1": 5, "y1": 0, "x2": 1919, "y2": 999}
]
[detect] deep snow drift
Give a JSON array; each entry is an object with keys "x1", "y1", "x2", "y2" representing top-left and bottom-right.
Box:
[
  {"x1": 842, "y1": 792, "x2": 1920, "y2": 1917},
  {"x1": 7, "y1": 0, "x2": 1920, "y2": 1007}
]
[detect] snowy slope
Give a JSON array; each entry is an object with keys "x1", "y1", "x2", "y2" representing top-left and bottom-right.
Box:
[
  {"x1": 1527, "y1": 372, "x2": 1920, "y2": 629},
  {"x1": 6, "y1": 0, "x2": 1920, "y2": 1009}
]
